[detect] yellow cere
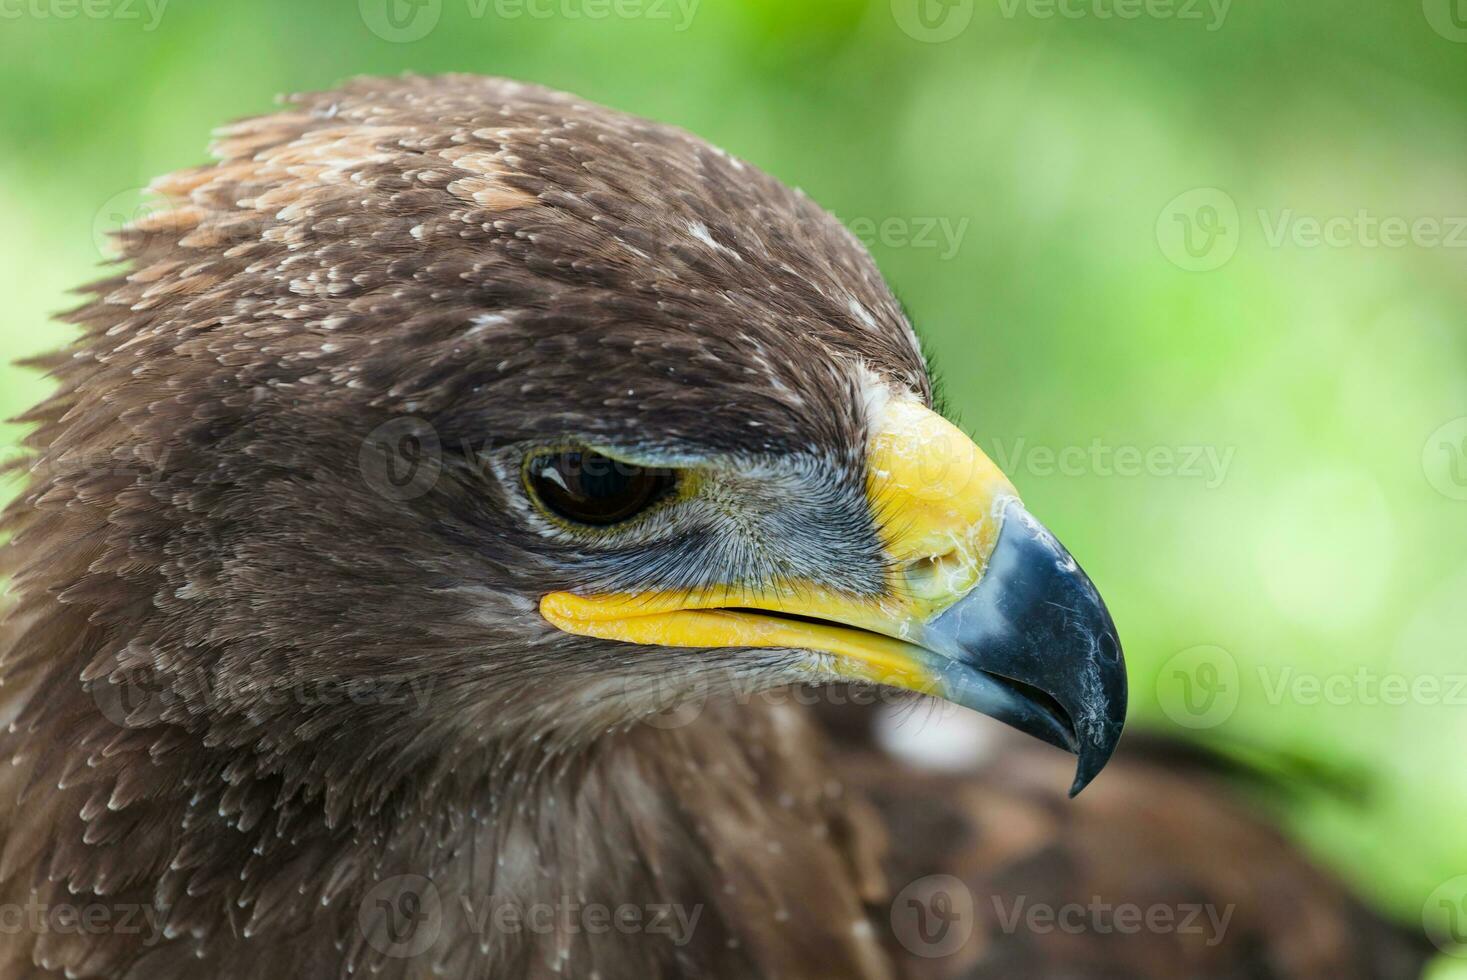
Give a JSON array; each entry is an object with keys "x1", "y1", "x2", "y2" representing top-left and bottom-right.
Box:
[
  {"x1": 539, "y1": 399, "x2": 1019, "y2": 692},
  {"x1": 866, "y1": 398, "x2": 1016, "y2": 617}
]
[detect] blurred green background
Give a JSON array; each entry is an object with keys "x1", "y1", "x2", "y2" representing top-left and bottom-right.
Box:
[{"x1": 3, "y1": 0, "x2": 1466, "y2": 965}]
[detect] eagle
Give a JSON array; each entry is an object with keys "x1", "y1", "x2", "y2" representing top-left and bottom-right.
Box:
[{"x1": 0, "y1": 75, "x2": 1431, "y2": 979}]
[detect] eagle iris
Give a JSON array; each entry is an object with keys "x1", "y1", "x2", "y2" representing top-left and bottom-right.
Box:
[{"x1": 526, "y1": 451, "x2": 678, "y2": 526}]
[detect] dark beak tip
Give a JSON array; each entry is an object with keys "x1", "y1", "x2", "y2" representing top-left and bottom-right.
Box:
[
  {"x1": 1069, "y1": 719, "x2": 1126, "y2": 798},
  {"x1": 1069, "y1": 623, "x2": 1129, "y2": 797},
  {"x1": 1069, "y1": 769, "x2": 1099, "y2": 799}
]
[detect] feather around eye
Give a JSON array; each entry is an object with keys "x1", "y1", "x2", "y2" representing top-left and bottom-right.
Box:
[{"x1": 523, "y1": 449, "x2": 680, "y2": 528}]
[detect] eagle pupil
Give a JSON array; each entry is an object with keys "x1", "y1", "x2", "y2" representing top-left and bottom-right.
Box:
[{"x1": 529, "y1": 451, "x2": 674, "y2": 526}]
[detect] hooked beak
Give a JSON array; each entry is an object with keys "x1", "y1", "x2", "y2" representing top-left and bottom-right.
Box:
[
  {"x1": 918, "y1": 499, "x2": 1126, "y2": 794},
  {"x1": 540, "y1": 400, "x2": 1127, "y2": 795}
]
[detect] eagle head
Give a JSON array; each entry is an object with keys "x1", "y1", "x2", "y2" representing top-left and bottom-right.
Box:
[
  {"x1": 0, "y1": 71, "x2": 1132, "y2": 979},
  {"x1": 12, "y1": 75, "x2": 1125, "y2": 801}
]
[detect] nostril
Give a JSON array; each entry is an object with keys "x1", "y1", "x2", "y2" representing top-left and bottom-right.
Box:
[
  {"x1": 901, "y1": 551, "x2": 951, "y2": 586},
  {"x1": 898, "y1": 546, "x2": 977, "y2": 601},
  {"x1": 904, "y1": 554, "x2": 942, "y2": 579}
]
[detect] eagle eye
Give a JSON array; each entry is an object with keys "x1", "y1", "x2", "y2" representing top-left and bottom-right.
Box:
[{"x1": 524, "y1": 450, "x2": 678, "y2": 527}]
